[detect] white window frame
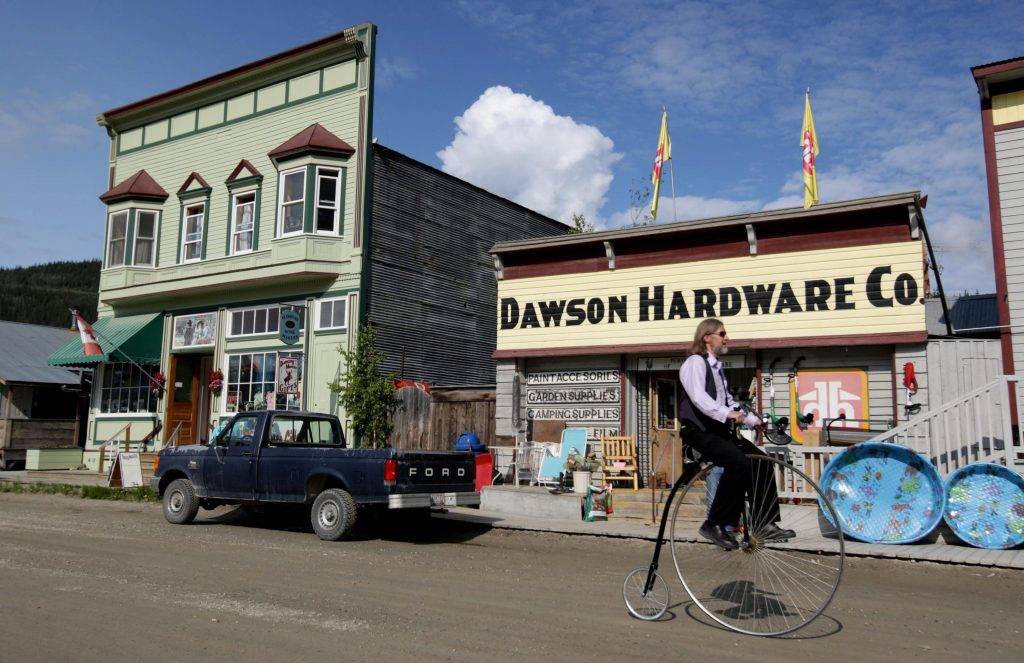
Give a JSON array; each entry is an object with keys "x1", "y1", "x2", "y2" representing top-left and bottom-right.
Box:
[
  {"x1": 277, "y1": 167, "x2": 306, "y2": 237},
  {"x1": 313, "y1": 166, "x2": 340, "y2": 235},
  {"x1": 181, "y1": 201, "x2": 205, "y2": 263},
  {"x1": 98, "y1": 362, "x2": 160, "y2": 414},
  {"x1": 230, "y1": 190, "x2": 257, "y2": 255},
  {"x1": 316, "y1": 296, "x2": 348, "y2": 330},
  {"x1": 227, "y1": 304, "x2": 281, "y2": 338},
  {"x1": 221, "y1": 350, "x2": 304, "y2": 415},
  {"x1": 132, "y1": 208, "x2": 160, "y2": 267},
  {"x1": 106, "y1": 210, "x2": 130, "y2": 268}
]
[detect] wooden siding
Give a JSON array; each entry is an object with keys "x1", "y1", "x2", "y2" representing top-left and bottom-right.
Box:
[
  {"x1": 112, "y1": 88, "x2": 363, "y2": 277},
  {"x1": 993, "y1": 91, "x2": 1024, "y2": 126},
  {"x1": 366, "y1": 145, "x2": 568, "y2": 386},
  {"x1": 896, "y1": 339, "x2": 1002, "y2": 420},
  {"x1": 1, "y1": 419, "x2": 77, "y2": 450},
  {"x1": 995, "y1": 125, "x2": 1024, "y2": 374},
  {"x1": 495, "y1": 359, "x2": 517, "y2": 437},
  {"x1": 390, "y1": 387, "x2": 496, "y2": 450}
]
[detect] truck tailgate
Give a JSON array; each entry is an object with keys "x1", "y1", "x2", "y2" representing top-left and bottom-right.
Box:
[{"x1": 389, "y1": 451, "x2": 478, "y2": 508}]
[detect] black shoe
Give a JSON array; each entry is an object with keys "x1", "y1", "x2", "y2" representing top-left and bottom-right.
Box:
[
  {"x1": 699, "y1": 522, "x2": 739, "y2": 551},
  {"x1": 760, "y1": 523, "x2": 796, "y2": 542}
]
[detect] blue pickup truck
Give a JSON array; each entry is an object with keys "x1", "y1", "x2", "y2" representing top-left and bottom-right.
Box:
[{"x1": 151, "y1": 410, "x2": 479, "y2": 540}]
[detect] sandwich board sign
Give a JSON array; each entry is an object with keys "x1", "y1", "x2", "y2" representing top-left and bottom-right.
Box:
[{"x1": 107, "y1": 452, "x2": 144, "y2": 488}]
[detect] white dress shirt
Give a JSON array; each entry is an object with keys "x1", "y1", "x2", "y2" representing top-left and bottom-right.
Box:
[{"x1": 679, "y1": 352, "x2": 760, "y2": 428}]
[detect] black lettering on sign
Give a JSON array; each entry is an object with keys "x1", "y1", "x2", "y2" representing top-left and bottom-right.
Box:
[
  {"x1": 834, "y1": 277, "x2": 855, "y2": 310},
  {"x1": 500, "y1": 298, "x2": 520, "y2": 329},
  {"x1": 521, "y1": 303, "x2": 541, "y2": 328},
  {"x1": 742, "y1": 283, "x2": 776, "y2": 315},
  {"x1": 805, "y1": 279, "x2": 831, "y2": 312},
  {"x1": 640, "y1": 286, "x2": 665, "y2": 321},
  {"x1": 894, "y1": 273, "x2": 918, "y2": 305},
  {"x1": 668, "y1": 290, "x2": 690, "y2": 319},
  {"x1": 719, "y1": 287, "x2": 741, "y2": 316},
  {"x1": 694, "y1": 289, "x2": 717, "y2": 317},
  {"x1": 867, "y1": 266, "x2": 893, "y2": 307},
  {"x1": 586, "y1": 298, "x2": 605, "y2": 324},
  {"x1": 539, "y1": 300, "x2": 565, "y2": 327},
  {"x1": 774, "y1": 282, "x2": 803, "y2": 313},
  {"x1": 565, "y1": 299, "x2": 586, "y2": 326},
  {"x1": 608, "y1": 296, "x2": 627, "y2": 323}
]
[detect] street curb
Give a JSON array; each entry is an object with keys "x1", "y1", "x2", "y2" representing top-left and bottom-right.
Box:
[{"x1": 434, "y1": 509, "x2": 1024, "y2": 570}]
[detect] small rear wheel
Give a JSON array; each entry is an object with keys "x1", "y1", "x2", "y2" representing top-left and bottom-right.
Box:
[
  {"x1": 163, "y1": 478, "x2": 199, "y2": 525},
  {"x1": 311, "y1": 488, "x2": 358, "y2": 541},
  {"x1": 622, "y1": 567, "x2": 669, "y2": 621}
]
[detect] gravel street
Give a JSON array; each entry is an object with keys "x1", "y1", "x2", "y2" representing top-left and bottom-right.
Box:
[{"x1": 0, "y1": 492, "x2": 1020, "y2": 662}]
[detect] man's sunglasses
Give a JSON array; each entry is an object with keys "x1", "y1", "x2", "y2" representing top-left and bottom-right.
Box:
[{"x1": 711, "y1": 330, "x2": 728, "y2": 338}]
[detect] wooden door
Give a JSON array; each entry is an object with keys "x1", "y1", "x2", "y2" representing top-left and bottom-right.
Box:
[
  {"x1": 649, "y1": 374, "x2": 682, "y2": 487},
  {"x1": 165, "y1": 354, "x2": 199, "y2": 446}
]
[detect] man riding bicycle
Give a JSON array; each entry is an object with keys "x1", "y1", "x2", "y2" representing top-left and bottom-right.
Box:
[{"x1": 679, "y1": 318, "x2": 795, "y2": 551}]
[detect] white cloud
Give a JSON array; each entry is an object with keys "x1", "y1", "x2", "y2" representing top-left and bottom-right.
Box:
[
  {"x1": 0, "y1": 91, "x2": 95, "y2": 151},
  {"x1": 377, "y1": 56, "x2": 419, "y2": 87},
  {"x1": 437, "y1": 86, "x2": 621, "y2": 222}
]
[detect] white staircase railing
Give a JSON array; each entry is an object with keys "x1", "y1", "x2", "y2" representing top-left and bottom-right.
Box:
[{"x1": 873, "y1": 375, "x2": 1020, "y2": 476}]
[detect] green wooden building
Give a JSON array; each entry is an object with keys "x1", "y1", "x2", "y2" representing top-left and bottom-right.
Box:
[{"x1": 49, "y1": 24, "x2": 567, "y2": 468}]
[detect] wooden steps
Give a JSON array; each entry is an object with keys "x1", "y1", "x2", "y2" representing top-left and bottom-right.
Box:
[{"x1": 609, "y1": 483, "x2": 709, "y2": 521}]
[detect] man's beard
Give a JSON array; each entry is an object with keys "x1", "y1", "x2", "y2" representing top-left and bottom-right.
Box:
[{"x1": 718, "y1": 345, "x2": 730, "y2": 355}]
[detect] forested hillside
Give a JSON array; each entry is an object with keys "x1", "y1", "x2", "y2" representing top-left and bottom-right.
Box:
[{"x1": 0, "y1": 260, "x2": 101, "y2": 328}]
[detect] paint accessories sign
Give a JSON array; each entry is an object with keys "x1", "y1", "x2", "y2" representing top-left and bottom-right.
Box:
[
  {"x1": 172, "y1": 312, "x2": 217, "y2": 349},
  {"x1": 496, "y1": 242, "x2": 926, "y2": 352},
  {"x1": 526, "y1": 369, "x2": 621, "y2": 441}
]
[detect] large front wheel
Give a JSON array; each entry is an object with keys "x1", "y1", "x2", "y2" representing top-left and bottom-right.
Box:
[{"x1": 669, "y1": 453, "x2": 844, "y2": 636}]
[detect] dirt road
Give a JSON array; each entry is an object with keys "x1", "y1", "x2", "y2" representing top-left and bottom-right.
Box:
[{"x1": 0, "y1": 493, "x2": 1019, "y2": 661}]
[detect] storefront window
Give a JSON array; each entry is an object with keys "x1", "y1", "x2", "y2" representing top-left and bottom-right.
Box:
[
  {"x1": 100, "y1": 363, "x2": 159, "y2": 414},
  {"x1": 225, "y1": 351, "x2": 302, "y2": 412}
]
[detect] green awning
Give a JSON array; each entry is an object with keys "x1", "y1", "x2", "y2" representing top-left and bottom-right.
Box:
[{"x1": 48, "y1": 313, "x2": 163, "y2": 367}]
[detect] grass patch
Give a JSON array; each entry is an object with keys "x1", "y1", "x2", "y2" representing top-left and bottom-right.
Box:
[{"x1": 0, "y1": 481, "x2": 158, "y2": 502}]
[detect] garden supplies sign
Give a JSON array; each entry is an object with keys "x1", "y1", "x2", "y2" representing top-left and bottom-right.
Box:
[
  {"x1": 526, "y1": 369, "x2": 621, "y2": 441},
  {"x1": 497, "y1": 241, "x2": 926, "y2": 352}
]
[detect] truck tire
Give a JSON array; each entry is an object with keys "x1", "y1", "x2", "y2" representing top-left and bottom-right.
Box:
[
  {"x1": 311, "y1": 488, "x2": 358, "y2": 541},
  {"x1": 163, "y1": 478, "x2": 200, "y2": 525}
]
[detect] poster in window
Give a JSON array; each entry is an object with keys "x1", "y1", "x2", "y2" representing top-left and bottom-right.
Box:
[
  {"x1": 172, "y1": 312, "x2": 217, "y2": 349},
  {"x1": 277, "y1": 356, "x2": 300, "y2": 395},
  {"x1": 789, "y1": 368, "x2": 869, "y2": 444}
]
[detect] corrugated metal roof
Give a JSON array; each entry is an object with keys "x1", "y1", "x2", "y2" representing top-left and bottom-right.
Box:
[
  {"x1": 925, "y1": 294, "x2": 999, "y2": 336},
  {"x1": 48, "y1": 313, "x2": 163, "y2": 367},
  {"x1": 0, "y1": 320, "x2": 81, "y2": 385},
  {"x1": 491, "y1": 191, "x2": 921, "y2": 255}
]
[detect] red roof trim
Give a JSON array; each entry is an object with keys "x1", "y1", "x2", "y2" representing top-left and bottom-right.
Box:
[
  {"x1": 972, "y1": 56, "x2": 1024, "y2": 79},
  {"x1": 102, "y1": 28, "x2": 362, "y2": 120},
  {"x1": 226, "y1": 159, "x2": 264, "y2": 182},
  {"x1": 177, "y1": 171, "x2": 211, "y2": 193},
  {"x1": 99, "y1": 170, "x2": 169, "y2": 203},
  {"x1": 267, "y1": 123, "x2": 355, "y2": 161}
]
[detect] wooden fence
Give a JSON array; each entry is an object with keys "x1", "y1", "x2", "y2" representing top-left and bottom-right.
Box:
[{"x1": 390, "y1": 385, "x2": 495, "y2": 451}]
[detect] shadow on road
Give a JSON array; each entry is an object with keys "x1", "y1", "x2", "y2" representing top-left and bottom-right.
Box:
[
  {"x1": 679, "y1": 601, "x2": 843, "y2": 639},
  {"x1": 193, "y1": 506, "x2": 494, "y2": 545}
]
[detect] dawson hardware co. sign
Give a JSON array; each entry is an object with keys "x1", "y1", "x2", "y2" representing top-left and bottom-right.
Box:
[{"x1": 496, "y1": 241, "x2": 926, "y2": 353}]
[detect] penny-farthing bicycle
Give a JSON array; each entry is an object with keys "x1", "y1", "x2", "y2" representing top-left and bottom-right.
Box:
[{"x1": 622, "y1": 413, "x2": 845, "y2": 636}]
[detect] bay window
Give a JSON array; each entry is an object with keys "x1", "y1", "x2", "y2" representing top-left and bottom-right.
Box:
[
  {"x1": 106, "y1": 211, "x2": 129, "y2": 267},
  {"x1": 133, "y1": 210, "x2": 159, "y2": 267},
  {"x1": 315, "y1": 167, "x2": 340, "y2": 234},
  {"x1": 278, "y1": 168, "x2": 305, "y2": 236}
]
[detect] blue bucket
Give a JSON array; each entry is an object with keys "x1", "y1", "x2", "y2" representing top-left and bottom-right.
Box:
[{"x1": 454, "y1": 432, "x2": 485, "y2": 453}]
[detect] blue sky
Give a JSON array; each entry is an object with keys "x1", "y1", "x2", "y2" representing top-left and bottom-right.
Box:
[{"x1": 2, "y1": 0, "x2": 1022, "y2": 294}]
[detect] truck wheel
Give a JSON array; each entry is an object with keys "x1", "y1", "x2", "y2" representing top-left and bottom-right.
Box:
[
  {"x1": 163, "y1": 478, "x2": 199, "y2": 525},
  {"x1": 311, "y1": 488, "x2": 358, "y2": 541}
]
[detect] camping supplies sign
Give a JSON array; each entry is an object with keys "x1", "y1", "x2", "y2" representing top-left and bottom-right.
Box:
[
  {"x1": 496, "y1": 242, "x2": 926, "y2": 353},
  {"x1": 526, "y1": 369, "x2": 621, "y2": 441}
]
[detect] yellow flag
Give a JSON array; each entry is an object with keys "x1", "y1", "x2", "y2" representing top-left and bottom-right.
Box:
[
  {"x1": 801, "y1": 91, "x2": 820, "y2": 209},
  {"x1": 650, "y1": 111, "x2": 671, "y2": 219}
]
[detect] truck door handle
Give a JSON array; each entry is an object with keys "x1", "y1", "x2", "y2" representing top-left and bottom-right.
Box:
[{"x1": 242, "y1": 451, "x2": 254, "y2": 457}]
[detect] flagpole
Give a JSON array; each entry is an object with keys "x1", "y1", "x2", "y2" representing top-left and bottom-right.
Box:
[{"x1": 665, "y1": 106, "x2": 679, "y2": 224}]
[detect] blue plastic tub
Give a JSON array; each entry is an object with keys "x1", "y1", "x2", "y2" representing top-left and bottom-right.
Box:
[
  {"x1": 819, "y1": 442, "x2": 945, "y2": 544},
  {"x1": 944, "y1": 462, "x2": 1024, "y2": 550}
]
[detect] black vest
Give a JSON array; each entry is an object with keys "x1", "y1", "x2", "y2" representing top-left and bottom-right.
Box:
[{"x1": 679, "y1": 354, "x2": 728, "y2": 434}]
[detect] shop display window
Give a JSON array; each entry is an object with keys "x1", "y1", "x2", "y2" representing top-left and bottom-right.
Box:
[
  {"x1": 225, "y1": 351, "x2": 303, "y2": 412},
  {"x1": 99, "y1": 363, "x2": 160, "y2": 413}
]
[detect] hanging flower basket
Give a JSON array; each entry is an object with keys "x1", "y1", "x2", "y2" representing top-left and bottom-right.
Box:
[
  {"x1": 149, "y1": 371, "x2": 167, "y2": 399},
  {"x1": 208, "y1": 369, "x2": 224, "y2": 396}
]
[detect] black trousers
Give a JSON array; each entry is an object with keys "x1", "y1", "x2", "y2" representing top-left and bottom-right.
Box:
[{"x1": 682, "y1": 424, "x2": 782, "y2": 528}]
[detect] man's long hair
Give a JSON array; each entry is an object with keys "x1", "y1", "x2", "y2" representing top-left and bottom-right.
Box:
[{"x1": 690, "y1": 318, "x2": 724, "y2": 355}]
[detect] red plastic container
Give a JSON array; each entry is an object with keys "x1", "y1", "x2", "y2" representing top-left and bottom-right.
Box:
[{"x1": 474, "y1": 452, "x2": 493, "y2": 492}]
